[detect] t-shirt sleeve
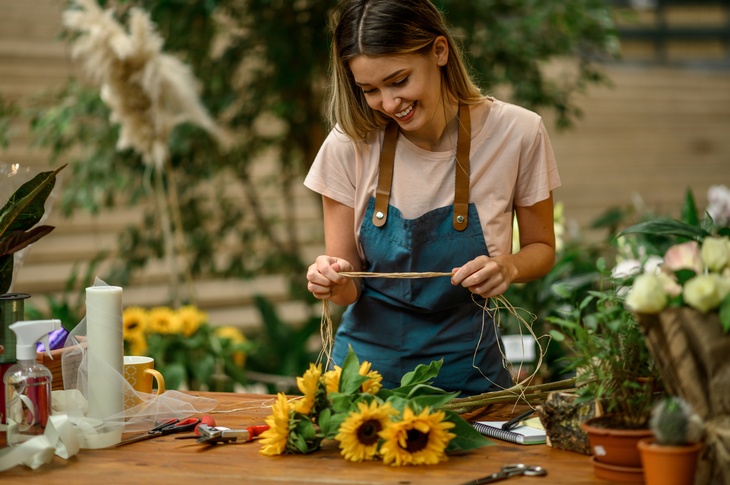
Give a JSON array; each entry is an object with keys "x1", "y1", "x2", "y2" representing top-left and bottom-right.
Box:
[
  {"x1": 513, "y1": 118, "x2": 561, "y2": 207},
  {"x1": 304, "y1": 127, "x2": 358, "y2": 208}
]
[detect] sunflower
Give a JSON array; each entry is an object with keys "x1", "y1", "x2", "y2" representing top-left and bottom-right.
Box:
[
  {"x1": 122, "y1": 306, "x2": 149, "y2": 340},
  {"x1": 323, "y1": 361, "x2": 382, "y2": 395},
  {"x1": 214, "y1": 325, "x2": 247, "y2": 367},
  {"x1": 126, "y1": 331, "x2": 148, "y2": 356},
  {"x1": 259, "y1": 393, "x2": 293, "y2": 456},
  {"x1": 358, "y1": 361, "x2": 383, "y2": 394},
  {"x1": 291, "y1": 363, "x2": 322, "y2": 415},
  {"x1": 335, "y1": 400, "x2": 396, "y2": 462},
  {"x1": 177, "y1": 305, "x2": 206, "y2": 336},
  {"x1": 324, "y1": 366, "x2": 341, "y2": 394},
  {"x1": 379, "y1": 406, "x2": 456, "y2": 466},
  {"x1": 147, "y1": 306, "x2": 182, "y2": 334}
]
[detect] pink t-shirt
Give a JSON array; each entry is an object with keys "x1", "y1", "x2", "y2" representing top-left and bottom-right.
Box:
[{"x1": 304, "y1": 98, "x2": 561, "y2": 261}]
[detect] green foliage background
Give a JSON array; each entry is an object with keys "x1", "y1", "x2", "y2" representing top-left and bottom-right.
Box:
[{"x1": 1, "y1": 0, "x2": 619, "y2": 382}]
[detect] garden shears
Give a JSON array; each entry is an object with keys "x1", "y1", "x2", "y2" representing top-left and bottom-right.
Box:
[{"x1": 460, "y1": 463, "x2": 547, "y2": 484}]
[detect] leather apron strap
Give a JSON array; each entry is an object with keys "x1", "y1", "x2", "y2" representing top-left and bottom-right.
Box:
[{"x1": 372, "y1": 103, "x2": 472, "y2": 231}]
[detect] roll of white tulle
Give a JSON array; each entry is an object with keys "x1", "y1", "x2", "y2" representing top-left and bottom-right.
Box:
[{"x1": 85, "y1": 286, "x2": 124, "y2": 427}]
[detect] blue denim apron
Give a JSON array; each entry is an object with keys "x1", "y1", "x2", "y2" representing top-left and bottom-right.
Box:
[{"x1": 331, "y1": 105, "x2": 512, "y2": 396}]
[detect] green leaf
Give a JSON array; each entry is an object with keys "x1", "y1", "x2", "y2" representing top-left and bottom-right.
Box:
[
  {"x1": 679, "y1": 188, "x2": 699, "y2": 226},
  {"x1": 0, "y1": 254, "x2": 12, "y2": 294},
  {"x1": 398, "y1": 359, "x2": 443, "y2": 388},
  {"x1": 618, "y1": 219, "x2": 710, "y2": 242},
  {"x1": 162, "y1": 362, "x2": 187, "y2": 390},
  {"x1": 0, "y1": 226, "x2": 55, "y2": 257},
  {"x1": 443, "y1": 411, "x2": 493, "y2": 452},
  {"x1": 338, "y1": 346, "x2": 368, "y2": 394},
  {"x1": 0, "y1": 164, "x2": 66, "y2": 239}
]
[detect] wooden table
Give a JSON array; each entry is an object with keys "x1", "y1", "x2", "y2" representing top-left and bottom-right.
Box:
[{"x1": 1, "y1": 392, "x2": 620, "y2": 484}]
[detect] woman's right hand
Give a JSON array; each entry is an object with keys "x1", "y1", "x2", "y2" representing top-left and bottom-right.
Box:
[{"x1": 306, "y1": 255, "x2": 357, "y2": 302}]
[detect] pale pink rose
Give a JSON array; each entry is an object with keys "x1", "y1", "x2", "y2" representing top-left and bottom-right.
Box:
[{"x1": 663, "y1": 241, "x2": 702, "y2": 274}]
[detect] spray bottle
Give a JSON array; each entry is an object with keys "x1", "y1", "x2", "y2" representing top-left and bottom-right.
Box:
[{"x1": 3, "y1": 319, "x2": 61, "y2": 445}]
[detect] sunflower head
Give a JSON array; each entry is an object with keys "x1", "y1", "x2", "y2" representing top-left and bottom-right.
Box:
[
  {"x1": 147, "y1": 306, "x2": 182, "y2": 334},
  {"x1": 259, "y1": 393, "x2": 293, "y2": 456},
  {"x1": 177, "y1": 305, "x2": 207, "y2": 336},
  {"x1": 291, "y1": 363, "x2": 323, "y2": 415},
  {"x1": 123, "y1": 306, "x2": 149, "y2": 339},
  {"x1": 379, "y1": 406, "x2": 456, "y2": 466},
  {"x1": 358, "y1": 361, "x2": 383, "y2": 394},
  {"x1": 335, "y1": 399, "x2": 396, "y2": 462}
]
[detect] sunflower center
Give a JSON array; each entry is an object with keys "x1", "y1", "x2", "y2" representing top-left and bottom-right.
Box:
[
  {"x1": 357, "y1": 420, "x2": 383, "y2": 445},
  {"x1": 405, "y1": 429, "x2": 429, "y2": 453}
]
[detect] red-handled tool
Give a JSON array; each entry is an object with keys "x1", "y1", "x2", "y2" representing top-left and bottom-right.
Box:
[
  {"x1": 185, "y1": 424, "x2": 270, "y2": 445},
  {"x1": 116, "y1": 417, "x2": 202, "y2": 447}
]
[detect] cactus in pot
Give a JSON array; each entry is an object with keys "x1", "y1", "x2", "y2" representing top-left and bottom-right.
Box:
[{"x1": 649, "y1": 396, "x2": 703, "y2": 446}]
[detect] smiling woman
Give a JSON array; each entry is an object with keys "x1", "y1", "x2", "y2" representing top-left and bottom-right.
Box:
[{"x1": 303, "y1": 0, "x2": 560, "y2": 398}]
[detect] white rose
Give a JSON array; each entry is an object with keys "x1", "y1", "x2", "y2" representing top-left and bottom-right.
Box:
[
  {"x1": 626, "y1": 273, "x2": 668, "y2": 314},
  {"x1": 717, "y1": 275, "x2": 730, "y2": 300},
  {"x1": 683, "y1": 274, "x2": 724, "y2": 313},
  {"x1": 701, "y1": 237, "x2": 730, "y2": 273}
]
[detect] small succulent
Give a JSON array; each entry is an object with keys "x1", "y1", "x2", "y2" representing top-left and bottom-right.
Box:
[{"x1": 649, "y1": 396, "x2": 703, "y2": 446}]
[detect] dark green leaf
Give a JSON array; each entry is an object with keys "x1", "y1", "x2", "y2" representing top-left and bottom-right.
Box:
[
  {"x1": 0, "y1": 254, "x2": 12, "y2": 294},
  {"x1": 679, "y1": 188, "x2": 699, "y2": 226},
  {"x1": 0, "y1": 226, "x2": 55, "y2": 256},
  {"x1": 443, "y1": 411, "x2": 493, "y2": 452},
  {"x1": 618, "y1": 219, "x2": 710, "y2": 242}
]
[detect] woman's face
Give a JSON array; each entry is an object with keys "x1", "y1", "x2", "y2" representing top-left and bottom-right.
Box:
[{"x1": 349, "y1": 37, "x2": 450, "y2": 140}]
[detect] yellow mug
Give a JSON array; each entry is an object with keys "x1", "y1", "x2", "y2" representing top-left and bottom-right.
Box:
[{"x1": 123, "y1": 355, "x2": 165, "y2": 408}]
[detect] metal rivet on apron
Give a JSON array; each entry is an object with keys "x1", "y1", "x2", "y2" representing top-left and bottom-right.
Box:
[
  {"x1": 456, "y1": 215, "x2": 465, "y2": 224},
  {"x1": 375, "y1": 211, "x2": 385, "y2": 220}
]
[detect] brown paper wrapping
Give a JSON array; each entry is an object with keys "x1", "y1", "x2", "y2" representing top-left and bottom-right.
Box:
[{"x1": 637, "y1": 308, "x2": 730, "y2": 485}]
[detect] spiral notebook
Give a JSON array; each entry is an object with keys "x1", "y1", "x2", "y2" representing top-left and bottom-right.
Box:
[{"x1": 471, "y1": 420, "x2": 546, "y2": 445}]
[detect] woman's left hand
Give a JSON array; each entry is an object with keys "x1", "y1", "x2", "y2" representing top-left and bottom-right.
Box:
[{"x1": 451, "y1": 255, "x2": 517, "y2": 299}]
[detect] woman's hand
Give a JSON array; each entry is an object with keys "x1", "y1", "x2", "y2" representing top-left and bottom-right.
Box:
[
  {"x1": 451, "y1": 255, "x2": 517, "y2": 299},
  {"x1": 306, "y1": 255, "x2": 359, "y2": 303}
]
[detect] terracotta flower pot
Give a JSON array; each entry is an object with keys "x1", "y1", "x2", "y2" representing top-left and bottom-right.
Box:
[
  {"x1": 638, "y1": 438, "x2": 702, "y2": 485},
  {"x1": 582, "y1": 417, "x2": 652, "y2": 468}
]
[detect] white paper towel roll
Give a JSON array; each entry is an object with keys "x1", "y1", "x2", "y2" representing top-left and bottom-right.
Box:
[{"x1": 85, "y1": 286, "x2": 124, "y2": 427}]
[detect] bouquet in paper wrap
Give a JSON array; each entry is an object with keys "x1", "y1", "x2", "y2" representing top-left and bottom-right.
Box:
[{"x1": 622, "y1": 212, "x2": 730, "y2": 485}]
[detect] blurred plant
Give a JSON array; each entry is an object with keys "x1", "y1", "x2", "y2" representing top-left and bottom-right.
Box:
[
  {"x1": 243, "y1": 295, "x2": 322, "y2": 393},
  {"x1": 24, "y1": 256, "x2": 107, "y2": 332},
  {"x1": 548, "y1": 268, "x2": 660, "y2": 429},
  {"x1": 0, "y1": 0, "x2": 619, "y2": 296},
  {"x1": 122, "y1": 304, "x2": 251, "y2": 391}
]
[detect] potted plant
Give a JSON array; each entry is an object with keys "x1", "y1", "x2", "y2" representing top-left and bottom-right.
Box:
[
  {"x1": 638, "y1": 396, "x2": 704, "y2": 485},
  {"x1": 549, "y1": 267, "x2": 661, "y2": 481}
]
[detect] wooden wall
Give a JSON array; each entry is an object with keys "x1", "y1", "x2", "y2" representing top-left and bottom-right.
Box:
[{"x1": 2, "y1": 0, "x2": 729, "y2": 333}]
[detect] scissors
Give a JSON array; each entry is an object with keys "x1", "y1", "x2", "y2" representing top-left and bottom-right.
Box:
[
  {"x1": 461, "y1": 464, "x2": 547, "y2": 484},
  {"x1": 116, "y1": 417, "x2": 202, "y2": 447}
]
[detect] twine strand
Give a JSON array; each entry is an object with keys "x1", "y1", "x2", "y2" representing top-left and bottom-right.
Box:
[{"x1": 317, "y1": 270, "x2": 549, "y2": 407}]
